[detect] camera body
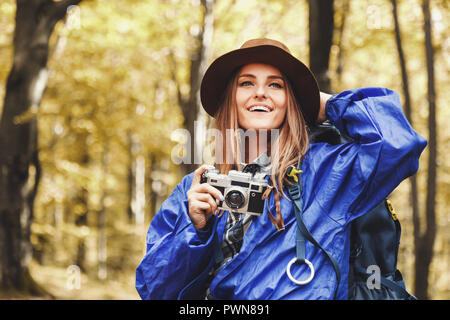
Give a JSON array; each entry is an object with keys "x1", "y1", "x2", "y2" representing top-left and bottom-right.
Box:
[{"x1": 201, "y1": 168, "x2": 268, "y2": 215}]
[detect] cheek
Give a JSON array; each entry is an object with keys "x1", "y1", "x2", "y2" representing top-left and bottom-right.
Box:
[
  {"x1": 236, "y1": 89, "x2": 249, "y2": 127},
  {"x1": 273, "y1": 94, "x2": 287, "y2": 125},
  {"x1": 235, "y1": 89, "x2": 247, "y2": 109},
  {"x1": 275, "y1": 92, "x2": 287, "y2": 108},
  {"x1": 272, "y1": 107, "x2": 287, "y2": 127},
  {"x1": 237, "y1": 108, "x2": 248, "y2": 129}
]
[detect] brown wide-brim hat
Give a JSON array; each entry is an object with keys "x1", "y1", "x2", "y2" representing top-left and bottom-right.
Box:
[{"x1": 200, "y1": 38, "x2": 320, "y2": 125}]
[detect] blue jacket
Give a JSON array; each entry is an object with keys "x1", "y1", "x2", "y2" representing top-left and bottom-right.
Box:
[{"x1": 136, "y1": 87, "x2": 427, "y2": 300}]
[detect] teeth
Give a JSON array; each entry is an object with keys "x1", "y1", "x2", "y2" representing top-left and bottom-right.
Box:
[{"x1": 249, "y1": 106, "x2": 270, "y2": 112}]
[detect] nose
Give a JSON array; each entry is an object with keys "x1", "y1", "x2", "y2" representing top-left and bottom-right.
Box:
[{"x1": 254, "y1": 85, "x2": 267, "y2": 99}]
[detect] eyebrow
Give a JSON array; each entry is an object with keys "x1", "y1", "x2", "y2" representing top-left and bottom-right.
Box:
[{"x1": 238, "y1": 73, "x2": 284, "y2": 80}]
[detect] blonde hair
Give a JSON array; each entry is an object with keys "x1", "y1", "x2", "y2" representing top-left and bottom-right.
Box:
[{"x1": 210, "y1": 67, "x2": 310, "y2": 229}]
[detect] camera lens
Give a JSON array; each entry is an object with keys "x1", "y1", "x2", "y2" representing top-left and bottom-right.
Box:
[{"x1": 225, "y1": 190, "x2": 246, "y2": 209}]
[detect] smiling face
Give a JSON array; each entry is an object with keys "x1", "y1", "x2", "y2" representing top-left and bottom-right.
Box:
[{"x1": 235, "y1": 63, "x2": 287, "y2": 131}]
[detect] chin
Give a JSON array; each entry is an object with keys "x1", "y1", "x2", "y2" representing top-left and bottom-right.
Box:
[{"x1": 242, "y1": 122, "x2": 280, "y2": 131}]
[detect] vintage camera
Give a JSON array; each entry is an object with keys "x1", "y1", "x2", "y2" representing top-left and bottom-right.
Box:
[{"x1": 200, "y1": 167, "x2": 268, "y2": 215}]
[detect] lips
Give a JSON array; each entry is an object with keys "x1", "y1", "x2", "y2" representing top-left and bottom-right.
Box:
[{"x1": 247, "y1": 105, "x2": 272, "y2": 112}]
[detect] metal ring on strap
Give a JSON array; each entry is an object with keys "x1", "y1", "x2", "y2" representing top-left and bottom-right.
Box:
[{"x1": 286, "y1": 257, "x2": 315, "y2": 285}]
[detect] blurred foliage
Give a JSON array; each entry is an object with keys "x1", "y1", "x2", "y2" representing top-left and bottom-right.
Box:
[{"x1": 0, "y1": 0, "x2": 448, "y2": 299}]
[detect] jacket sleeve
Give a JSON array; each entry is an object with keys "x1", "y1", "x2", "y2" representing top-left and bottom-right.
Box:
[
  {"x1": 305, "y1": 87, "x2": 427, "y2": 225},
  {"x1": 135, "y1": 173, "x2": 217, "y2": 299}
]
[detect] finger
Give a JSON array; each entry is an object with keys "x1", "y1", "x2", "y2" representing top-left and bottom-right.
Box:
[
  {"x1": 193, "y1": 200, "x2": 213, "y2": 216},
  {"x1": 196, "y1": 193, "x2": 218, "y2": 213},
  {"x1": 194, "y1": 183, "x2": 224, "y2": 203},
  {"x1": 196, "y1": 200, "x2": 211, "y2": 211},
  {"x1": 192, "y1": 164, "x2": 215, "y2": 186}
]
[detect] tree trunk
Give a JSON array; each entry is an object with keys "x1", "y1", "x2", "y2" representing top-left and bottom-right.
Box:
[
  {"x1": 414, "y1": 0, "x2": 437, "y2": 300},
  {"x1": 308, "y1": 0, "x2": 334, "y2": 93},
  {"x1": 173, "y1": 0, "x2": 215, "y2": 176},
  {"x1": 126, "y1": 131, "x2": 136, "y2": 223},
  {"x1": 97, "y1": 141, "x2": 109, "y2": 281},
  {"x1": 0, "y1": 0, "x2": 82, "y2": 296},
  {"x1": 391, "y1": 0, "x2": 422, "y2": 296},
  {"x1": 335, "y1": 0, "x2": 349, "y2": 82},
  {"x1": 147, "y1": 153, "x2": 158, "y2": 221},
  {"x1": 391, "y1": 0, "x2": 424, "y2": 298},
  {"x1": 74, "y1": 141, "x2": 89, "y2": 273}
]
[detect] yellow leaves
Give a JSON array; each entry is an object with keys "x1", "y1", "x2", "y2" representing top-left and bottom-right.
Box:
[
  {"x1": 31, "y1": 224, "x2": 56, "y2": 238},
  {"x1": 73, "y1": 203, "x2": 87, "y2": 216},
  {"x1": 0, "y1": 3, "x2": 14, "y2": 44},
  {"x1": 13, "y1": 104, "x2": 39, "y2": 125},
  {"x1": 31, "y1": 222, "x2": 91, "y2": 240},
  {"x1": 72, "y1": 67, "x2": 104, "y2": 87},
  {"x1": 0, "y1": 0, "x2": 446, "y2": 299},
  {"x1": 71, "y1": 118, "x2": 95, "y2": 132},
  {"x1": 0, "y1": 0, "x2": 14, "y2": 14}
]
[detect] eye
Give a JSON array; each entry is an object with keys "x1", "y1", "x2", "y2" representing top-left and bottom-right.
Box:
[
  {"x1": 239, "y1": 81, "x2": 253, "y2": 87},
  {"x1": 269, "y1": 82, "x2": 283, "y2": 89}
]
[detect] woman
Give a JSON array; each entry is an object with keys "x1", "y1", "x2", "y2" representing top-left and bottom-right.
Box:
[{"x1": 135, "y1": 38, "x2": 426, "y2": 300}]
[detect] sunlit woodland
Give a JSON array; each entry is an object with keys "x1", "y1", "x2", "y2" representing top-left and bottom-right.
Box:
[{"x1": 0, "y1": 0, "x2": 448, "y2": 300}]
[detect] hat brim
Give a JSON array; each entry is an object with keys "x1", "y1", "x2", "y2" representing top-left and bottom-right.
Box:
[{"x1": 200, "y1": 45, "x2": 320, "y2": 125}]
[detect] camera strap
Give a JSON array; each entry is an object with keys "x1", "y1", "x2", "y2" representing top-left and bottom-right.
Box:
[{"x1": 286, "y1": 165, "x2": 341, "y2": 300}]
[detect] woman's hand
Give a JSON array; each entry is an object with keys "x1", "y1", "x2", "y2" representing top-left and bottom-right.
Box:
[
  {"x1": 317, "y1": 92, "x2": 332, "y2": 123},
  {"x1": 187, "y1": 165, "x2": 224, "y2": 230}
]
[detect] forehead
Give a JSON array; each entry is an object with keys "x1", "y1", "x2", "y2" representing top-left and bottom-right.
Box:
[{"x1": 238, "y1": 63, "x2": 283, "y2": 77}]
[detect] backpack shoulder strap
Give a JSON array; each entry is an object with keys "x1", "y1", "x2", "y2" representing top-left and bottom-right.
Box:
[{"x1": 286, "y1": 165, "x2": 341, "y2": 300}]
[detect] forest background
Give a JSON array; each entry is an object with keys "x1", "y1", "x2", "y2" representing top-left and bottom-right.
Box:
[{"x1": 0, "y1": 0, "x2": 448, "y2": 300}]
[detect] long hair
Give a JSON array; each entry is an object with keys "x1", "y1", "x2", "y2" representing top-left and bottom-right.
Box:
[{"x1": 211, "y1": 67, "x2": 310, "y2": 201}]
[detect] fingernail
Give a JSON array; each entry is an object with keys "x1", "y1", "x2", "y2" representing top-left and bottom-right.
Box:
[{"x1": 220, "y1": 194, "x2": 224, "y2": 201}]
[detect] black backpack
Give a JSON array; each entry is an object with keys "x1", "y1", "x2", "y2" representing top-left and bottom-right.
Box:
[{"x1": 301, "y1": 121, "x2": 417, "y2": 300}]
